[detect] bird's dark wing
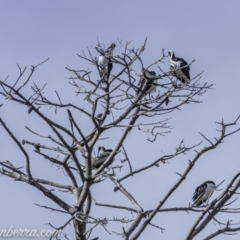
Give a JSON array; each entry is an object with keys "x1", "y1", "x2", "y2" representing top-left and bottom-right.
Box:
[
  {"x1": 177, "y1": 58, "x2": 190, "y2": 80},
  {"x1": 93, "y1": 155, "x2": 105, "y2": 169},
  {"x1": 143, "y1": 70, "x2": 156, "y2": 83},
  {"x1": 145, "y1": 84, "x2": 152, "y2": 93},
  {"x1": 181, "y1": 66, "x2": 190, "y2": 81},
  {"x1": 106, "y1": 60, "x2": 113, "y2": 80},
  {"x1": 105, "y1": 149, "x2": 113, "y2": 153},
  {"x1": 192, "y1": 183, "x2": 207, "y2": 201},
  {"x1": 180, "y1": 63, "x2": 190, "y2": 80},
  {"x1": 93, "y1": 152, "x2": 111, "y2": 169},
  {"x1": 176, "y1": 57, "x2": 189, "y2": 69}
]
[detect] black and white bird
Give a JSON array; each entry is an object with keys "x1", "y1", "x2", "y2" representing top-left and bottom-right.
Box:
[
  {"x1": 137, "y1": 69, "x2": 158, "y2": 97},
  {"x1": 97, "y1": 43, "x2": 116, "y2": 82},
  {"x1": 192, "y1": 181, "x2": 216, "y2": 207},
  {"x1": 168, "y1": 50, "x2": 190, "y2": 84},
  {"x1": 93, "y1": 146, "x2": 113, "y2": 169}
]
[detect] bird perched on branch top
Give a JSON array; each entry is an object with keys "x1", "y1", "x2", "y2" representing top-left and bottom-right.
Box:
[
  {"x1": 93, "y1": 146, "x2": 113, "y2": 169},
  {"x1": 97, "y1": 43, "x2": 116, "y2": 82},
  {"x1": 137, "y1": 69, "x2": 158, "y2": 97},
  {"x1": 168, "y1": 50, "x2": 190, "y2": 84},
  {"x1": 192, "y1": 181, "x2": 216, "y2": 206}
]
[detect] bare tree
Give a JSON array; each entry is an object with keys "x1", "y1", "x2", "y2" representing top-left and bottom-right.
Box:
[{"x1": 1, "y1": 40, "x2": 240, "y2": 240}]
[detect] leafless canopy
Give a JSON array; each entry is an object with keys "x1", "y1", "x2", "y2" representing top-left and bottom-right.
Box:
[{"x1": 0, "y1": 39, "x2": 240, "y2": 240}]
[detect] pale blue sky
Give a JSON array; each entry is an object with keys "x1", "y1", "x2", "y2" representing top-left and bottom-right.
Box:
[{"x1": 1, "y1": 1, "x2": 240, "y2": 239}]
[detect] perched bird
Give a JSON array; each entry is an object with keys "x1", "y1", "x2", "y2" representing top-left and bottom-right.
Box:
[
  {"x1": 97, "y1": 43, "x2": 116, "y2": 82},
  {"x1": 137, "y1": 69, "x2": 158, "y2": 97},
  {"x1": 192, "y1": 181, "x2": 216, "y2": 206},
  {"x1": 93, "y1": 146, "x2": 113, "y2": 169},
  {"x1": 168, "y1": 50, "x2": 190, "y2": 84}
]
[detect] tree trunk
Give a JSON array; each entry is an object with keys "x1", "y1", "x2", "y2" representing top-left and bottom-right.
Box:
[{"x1": 73, "y1": 219, "x2": 86, "y2": 240}]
